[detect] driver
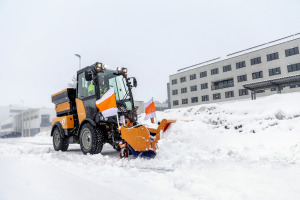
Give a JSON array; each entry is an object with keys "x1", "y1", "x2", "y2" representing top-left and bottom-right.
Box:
[{"x1": 88, "y1": 81, "x2": 95, "y2": 96}]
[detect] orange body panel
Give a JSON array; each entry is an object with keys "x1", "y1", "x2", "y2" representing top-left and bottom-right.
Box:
[
  {"x1": 55, "y1": 101, "x2": 70, "y2": 113},
  {"x1": 51, "y1": 88, "x2": 67, "y2": 98},
  {"x1": 147, "y1": 128, "x2": 157, "y2": 133},
  {"x1": 52, "y1": 115, "x2": 74, "y2": 129},
  {"x1": 121, "y1": 126, "x2": 151, "y2": 152},
  {"x1": 76, "y1": 98, "x2": 86, "y2": 124}
]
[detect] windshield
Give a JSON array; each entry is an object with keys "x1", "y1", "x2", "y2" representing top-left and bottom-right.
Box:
[{"x1": 97, "y1": 70, "x2": 133, "y2": 110}]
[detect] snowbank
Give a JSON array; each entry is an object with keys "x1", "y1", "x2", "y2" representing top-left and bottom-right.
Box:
[{"x1": 1, "y1": 92, "x2": 300, "y2": 200}]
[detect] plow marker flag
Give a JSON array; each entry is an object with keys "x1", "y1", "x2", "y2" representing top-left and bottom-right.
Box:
[
  {"x1": 96, "y1": 88, "x2": 118, "y2": 118},
  {"x1": 144, "y1": 97, "x2": 156, "y2": 120}
]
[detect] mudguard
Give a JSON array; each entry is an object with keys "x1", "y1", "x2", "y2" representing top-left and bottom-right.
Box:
[{"x1": 51, "y1": 121, "x2": 64, "y2": 138}]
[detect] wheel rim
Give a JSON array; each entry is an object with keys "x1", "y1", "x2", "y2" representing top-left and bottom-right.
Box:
[
  {"x1": 53, "y1": 130, "x2": 60, "y2": 147},
  {"x1": 82, "y1": 129, "x2": 92, "y2": 150}
]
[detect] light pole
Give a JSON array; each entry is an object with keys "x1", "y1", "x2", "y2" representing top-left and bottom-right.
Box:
[
  {"x1": 20, "y1": 100, "x2": 24, "y2": 137},
  {"x1": 75, "y1": 54, "x2": 81, "y2": 69}
]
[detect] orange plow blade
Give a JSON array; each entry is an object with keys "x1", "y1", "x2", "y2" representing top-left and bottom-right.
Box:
[{"x1": 120, "y1": 119, "x2": 176, "y2": 158}]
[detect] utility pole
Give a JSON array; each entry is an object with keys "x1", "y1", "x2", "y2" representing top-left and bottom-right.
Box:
[
  {"x1": 20, "y1": 100, "x2": 24, "y2": 137},
  {"x1": 75, "y1": 54, "x2": 81, "y2": 69}
]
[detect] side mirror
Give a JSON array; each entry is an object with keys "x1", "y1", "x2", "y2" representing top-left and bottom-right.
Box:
[
  {"x1": 133, "y1": 77, "x2": 137, "y2": 87},
  {"x1": 129, "y1": 77, "x2": 137, "y2": 87},
  {"x1": 85, "y1": 70, "x2": 93, "y2": 81}
]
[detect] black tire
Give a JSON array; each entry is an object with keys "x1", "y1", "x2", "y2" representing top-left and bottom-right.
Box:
[
  {"x1": 53, "y1": 127, "x2": 69, "y2": 151},
  {"x1": 79, "y1": 123, "x2": 104, "y2": 155}
]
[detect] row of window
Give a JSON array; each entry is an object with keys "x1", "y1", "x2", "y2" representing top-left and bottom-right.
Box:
[
  {"x1": 172, "y1": 83, "x2": 209, "y2": 95},
  {"x1": 1, "y1": 123, "x2": 13, "y2": 129},
  {"x1": 172, "y1": 66, "x2": 283, "y2": 95},
  {"x1": 171, "y1": 47, "x2": 299, "y2": 85},
  {"x1": 172, "y1": 89, "x2": 249, "y2": 106},
  {"x1": 172, "y1": 64, "x2": 298, "y2": 93}
]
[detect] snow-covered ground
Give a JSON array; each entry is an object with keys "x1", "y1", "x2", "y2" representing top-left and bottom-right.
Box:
[{"x1": 1, "y1": 93, "x2": 300, "y2": 200}]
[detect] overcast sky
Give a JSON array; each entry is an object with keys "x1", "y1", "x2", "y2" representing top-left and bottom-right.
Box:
[{"x1": 0, "y1": 0, "x2": 299, "y2": 108}]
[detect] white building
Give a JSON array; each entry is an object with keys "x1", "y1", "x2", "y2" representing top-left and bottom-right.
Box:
[
  {"x1": 0, "y1": 108, "x2": 56, "y2": 137},
  {"x1": 168, "y1": 34, "x2": 300, "y2": 108}
]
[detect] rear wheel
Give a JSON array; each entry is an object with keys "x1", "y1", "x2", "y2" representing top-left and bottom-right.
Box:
[
  {"x1": 53, "y1": 127, "x2": 69, "y2": 151},
  {"x1": 79, "y1": 123, "x2": 104, "y2": 155}
]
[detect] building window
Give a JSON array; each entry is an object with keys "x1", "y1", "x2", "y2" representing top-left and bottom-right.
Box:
[
  {"x1": 250, "y1": 57, "x2": 261, "y2": 65},
  {"x1": 237, "y1": 74, "x2": 247, "y2": 82},
  {"x1": 41, "y1": 114, "x2": 50, "y2": 126},
  {"x1": 252, "y1": 71, "x2": 263, "y2": 79},
  {"x1": 285, "y1": 47, "x2": 299, "y2": 57},
  {"x1": 181, "y1": 87, "x2": 187, "y2": 93},
  {"x1": 211, "y1": 68, "x2": 219, "y2": 75},
  {"x1": 271, "y1": 88, "x2": 277, "y2": 91},
  {"x1": 202, "y1": 95, "x2": 209, "y2": 102},
  {"x1": 191, "y1": 97, "x2": 198, "y2": 103},
  {"x1": 239, "y1": 89, "x2": 249, "y2": 96},
  {"x1": 236, "y1": 61, "x2": 246, "y2": 69},
  {"x1": 31, "y1": 115, "x2": 38, "y2": 120},
  {"x1": 223, "y1": 65, "x2": 232, "y2": 72},
  {"x1": 211, "y1": 78, "x2": 234, "y2": 90},
  {"x1": 225, "y1": 91, "x2": 234, "y2": 98},
  {"x1": 190, "y1": 74, "x2": 196, "y2": 80},
  {"x1": 172, "y1": 89, "x2": 178, "y2": 95},
  {"x1": 256, "y1": 90, "x2": 265, "y2": 93},
  {"x1": 290, "y1": 84, "x2": 300, "y2": 89},
  {"x1": 201, "y1": 83, "x2": 208, "y2": 90},
  {"x1": 182, "y1": 98, "x2": 188, "y2": 104},
  {"x1": 173, "y1": 100, "x2": 179, "y2": 106},
  {"x1": 190, "y1": 85, "x2": 197, "y2": 92},
  {"x1": 172, "y1": 79, "x2": 177, "y2": 85},
  {"x1": 180, "y1": 77, "x2": 186, "y2": 83},
  {"x1": 2, "y1": 123, "x2": 13, "y2": 129},
  {"x1": 200, "y1": 71, "x2": 207, "y2": 78},
  {"x1": 287, "y1": 63, "x2": 300, "y2": 72},
  {"x1": 269, "y1": 67, "x2": 281, "y2": 76},
  {"x1": 267, "y1": 52, "x2": 279, "y2": 61},
  {"x1": 213, "y1": 93, "x2": 221, "y2": 100}
]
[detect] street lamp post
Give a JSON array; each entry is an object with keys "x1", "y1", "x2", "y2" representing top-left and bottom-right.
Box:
[
  {"x1": 75, "y1": 54, "x2": 81, "y2": 69},
  {"x1": 20, "y1": 100, "x2": 24, "y2": 137}
]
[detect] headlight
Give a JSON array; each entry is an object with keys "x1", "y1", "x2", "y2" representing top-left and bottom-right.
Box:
[
  {"x1": 105, "y1": 118, "x2": 108, "y2": 121},
  {"x1": 103, "y1": 64, "x2": 108, "y2": 69},
  {"x1": 122, "y1": 68, "x2": 127, "y2": 73},
  {"x1": 97, "y1": 63, "x2": 102, "y2": 68},
  {"x1": 117, "y1": 67, "x2": 121, "y2": 71}
]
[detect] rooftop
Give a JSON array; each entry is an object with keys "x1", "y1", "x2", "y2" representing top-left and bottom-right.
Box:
[{"x1": 176, "y1": 33, "x2": 300, "y2": 73}]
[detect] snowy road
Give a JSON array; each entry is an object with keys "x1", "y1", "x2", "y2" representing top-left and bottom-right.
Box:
[{"x1": 1, "y1": 93, "x2": 300, "y2": 200}]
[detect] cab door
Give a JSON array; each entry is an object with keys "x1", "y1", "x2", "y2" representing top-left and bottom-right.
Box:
[{"x1": 76, "y1": 72, "x2": 98, "y2": 123}]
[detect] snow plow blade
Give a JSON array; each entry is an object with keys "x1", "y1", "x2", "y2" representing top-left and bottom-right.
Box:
[{"x1": 120, "y1": 119, "x2": 176, "y2": 158}]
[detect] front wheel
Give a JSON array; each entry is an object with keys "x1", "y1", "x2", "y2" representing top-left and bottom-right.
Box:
[
  {"x1": 53, "y1": 127, "x2": 69, "y2": 151},
  {"x1": 79, "y1": 123, "x2": 104, "y2": 155}
]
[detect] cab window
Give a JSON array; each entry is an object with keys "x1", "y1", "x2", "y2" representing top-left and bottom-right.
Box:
[{"x1": 77, "y1": 72, "x2": 95, "y2": 98}]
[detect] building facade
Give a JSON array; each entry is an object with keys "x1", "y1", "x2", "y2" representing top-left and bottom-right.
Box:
[
  {"x1": 0, "y1": 108, "x2": 56, "y2": 137},
  {"x1": 169, "y1": 35, "x2": 300, "y2": 108}
]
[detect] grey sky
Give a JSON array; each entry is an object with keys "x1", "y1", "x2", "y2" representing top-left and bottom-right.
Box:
[{"x1": 0, "y1": 0, "x2": 299, "y2": 108}]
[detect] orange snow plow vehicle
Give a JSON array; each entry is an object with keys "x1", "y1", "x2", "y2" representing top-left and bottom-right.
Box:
[{"x1": 51, "y1": 62, "x2": 175, "y2": 158}]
